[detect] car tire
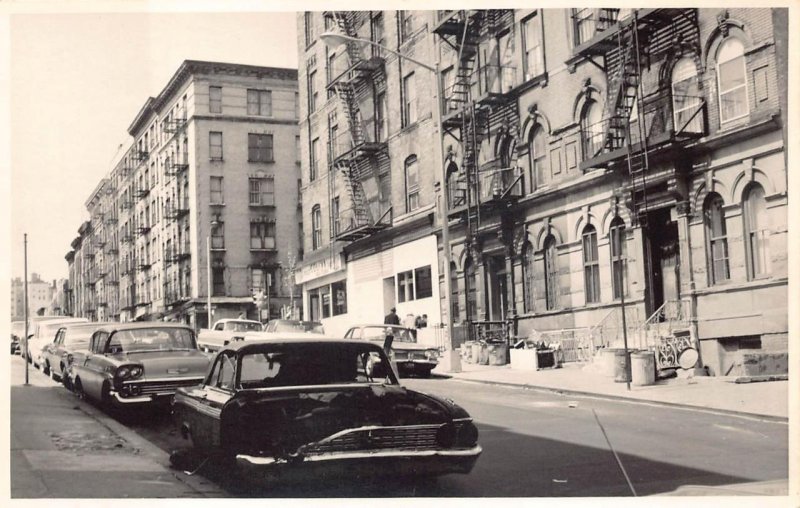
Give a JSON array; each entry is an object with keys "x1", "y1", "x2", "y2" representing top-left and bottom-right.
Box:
[
  {"x1": 74, "y1": 378, "x2": 85, "y2": 400},
  {"x1": 62, "y1": 368, "x2": 73, "y2": 391},
  {"x1": 43, "y1": 361, "x2": 51, "y2": 377}
]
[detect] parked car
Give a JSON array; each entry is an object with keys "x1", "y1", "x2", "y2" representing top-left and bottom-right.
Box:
[
  {"x1": 197, "y1": 319, "x2": 265, "y2": 354},
  {"x1": 40, "y1": 322, "x2": 109, "y2": 382},
  {"x1": 343, "y1": 325, "x2": 439, "y2": 377},
  {"x1": 11, "y1": 321, "x2": 25, "y2": 354},
  {"x1": 24, "y1": 317, "x2": 88, "y2": 367},
  {"x1": 171, "y1": 338, "x2": 481, "y2": 482},
  {"x1": 263, "y1": 319, "x2": 324, "y2": 335},
  {"x1": 68, "y1": 322, "x2": 210, "y2": 409}
]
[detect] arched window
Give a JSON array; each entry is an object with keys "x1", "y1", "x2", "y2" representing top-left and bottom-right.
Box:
[
  {"x1": 543, "y1": 235, "x2": 558, "y2": 310},
  {"x1": 404, "y1": 155, "x2": 420, "y2": 212},
  {"x1": 528, "y1": 126, "x2": 548, "y2": 190},
  {"x1": 716, "y1": 38, "x2": 748, "y2": 124},
  {"x1": 582, "y1": 225, "x2": 600, "y2": 304},
  {"x1": 704, "y1": 193, "x2": 729, "y2": 284},
  {"x1": 581, "y1": 100, "x2": 603, "y2": 160},
  {"x1": 609, "y1": 216, "x2": 627, "y2": 299},
  {"x1": 743, "y1": 183, "x2": 769, "y2": 279},
  {"x1": 522, "y1": 242, "x2": 535, "y2": 313},
  {"x1": 672, "y1": 58, "x2": 703, "y2": 133},
  {"x1": 450, "y1": 261, "x2": 460, "y2": 323},
  {"x1": 464, "y1": 256, "x2": 477, "y2": 320},
  {"x1": 311, "y1": 205, "x2": 322, "y2": 250}
]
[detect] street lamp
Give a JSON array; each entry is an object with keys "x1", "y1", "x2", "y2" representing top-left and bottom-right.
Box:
[
  {"x1": 207, "y1": 219, "x2": 219, "y2": 328},
  {"x1": 320, "y1": 30, "x2": 460, "y2": 372}
]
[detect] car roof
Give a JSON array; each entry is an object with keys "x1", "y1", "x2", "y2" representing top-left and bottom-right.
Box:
[
  {"x1": 350, "y1": 324, "x2": 413, "y2": 330},
  {"x1": 222, "y1": 338, "x2": 384, "y2": 355},
  {"x1": 61, "y1": 322, "x2": 113, "y2": 332},
  {"x1": 92, "y1": 322, "x2": 194, "y2": 334}
]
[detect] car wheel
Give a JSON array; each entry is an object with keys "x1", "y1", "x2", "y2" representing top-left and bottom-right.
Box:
[
  {"x1": 43, "y1": 361, "x2": 51, "y2": 377},
  {"x1": 62, "y1": 369, "x2": 73, "y2": 391},
  {"x1": 74, "y1": 378, "x2": 86, "y2": 400}
]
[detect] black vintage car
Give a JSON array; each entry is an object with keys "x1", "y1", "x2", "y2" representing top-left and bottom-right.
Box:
[{"x1": 171, "y1": 338, "x2": 481, "y2": 482}]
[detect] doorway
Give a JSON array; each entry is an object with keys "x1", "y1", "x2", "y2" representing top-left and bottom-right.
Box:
[
  {"x1": 645, "y1": 208, "x2": 680, "y2": 317},
  {"x1": 486, "y1": 255, "x2": 508, "y2": 321}
]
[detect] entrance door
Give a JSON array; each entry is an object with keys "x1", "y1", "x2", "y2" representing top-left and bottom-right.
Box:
[
  {"x1": 645, "y1": 208, "x2": 680, "y2": 317},
  {"x1": 486, "y1": 255, "x2": 507, "y2": 321}
]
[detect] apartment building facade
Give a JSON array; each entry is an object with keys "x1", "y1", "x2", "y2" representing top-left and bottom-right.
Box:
[
  {"x1": 297, "y1": 9, "x2": 788, "y2": 376},
  {"x1": 65, "y1": 60, "x2": 301, "y2": 329}
]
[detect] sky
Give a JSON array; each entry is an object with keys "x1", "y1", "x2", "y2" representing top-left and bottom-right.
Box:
[{"x1": 7, "y1": 5, "x2": 299, "y2": 283}]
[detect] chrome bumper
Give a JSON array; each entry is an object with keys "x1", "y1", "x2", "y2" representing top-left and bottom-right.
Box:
[{"x1": 236, "y1": 445, "x2": 481, "y2": 480}]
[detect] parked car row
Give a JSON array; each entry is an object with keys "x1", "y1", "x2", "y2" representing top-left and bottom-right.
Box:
[{"x1": 15, "y1": 319, "x2": 480, "y2": 484}]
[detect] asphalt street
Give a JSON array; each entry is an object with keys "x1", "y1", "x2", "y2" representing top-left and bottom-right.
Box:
[{"x1": 110, "y1": 375, "x2": 788, "y2": 497}]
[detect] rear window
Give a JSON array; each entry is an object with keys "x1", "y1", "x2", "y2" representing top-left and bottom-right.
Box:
[
  {"x1": 359, "y1": 326, "x2": 416, "y2": 343},
  {"x1": 223, "y1": 321, "x2": 263, "y2": 332},
  {"x1": 270, "y1": 320, "x2": 325, "y2": 334},
  {"x1": 107, "y1": 327, "x2": 196, "y2": 353}
]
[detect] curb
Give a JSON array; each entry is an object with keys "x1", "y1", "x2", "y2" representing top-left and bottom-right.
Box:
[
  {"x1": 446, "y1": 376, "x2": 789, "y2": 423},
  {"x1": 50, "y1": 381, "x2": 225, "y2": 497}
]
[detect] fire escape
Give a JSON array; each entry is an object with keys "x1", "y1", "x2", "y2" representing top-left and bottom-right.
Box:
[
  {"x1": 324, "y1": 11, "x2": 391, "y2": 242},
  {"x1": 434, "y1": 10, "x2": 523, "y2": 246}
]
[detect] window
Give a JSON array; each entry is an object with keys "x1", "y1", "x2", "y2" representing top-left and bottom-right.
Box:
[
  {"x1": 544, "y1": 235, "x2": 558, "y2": 310},
  {"x1": 402, "y1": 73, "x2": 416, "y2": 127},
  {"x1": 450, "y1": 262, "x2": 460, "y2": 322},
  {"x1": 250, "y1": 268, "x2": 266, "y2": 293},
  {"x1": 522, "y1": 242, "x2": 535, "y2": 313},
  {"x1": 332, "y1": 280, "x2": 347, "y2": 316},
  {"x1": 405, "y1": 155, "x2": 420, "y2": 212},
  {"x1": 320, "y1": 285, "x2": 331, "y2": 319},
  {"x1": 294, "y1": 92, "x2": 300, "y2": 119},
  {"x1": 704, "y1": 193, "x2": 730, "y2": 284},
  {"x1": 465, "y1": 257, "x2": 477, "y2": 320},
  {"x1": 415, "y1": 266, "x2": 433, "y2": 299},
  {"x1": 582, "y1": 225, "x2": 600, "y2": 304},
  {"x1": 250, "y1": 221, "x2": 276, "y2": 250},
  {"x1": 371, "y1": 13, "x2": 385, "y2": 58},
  {"x1": 309, "y1": 289, "x2": 320, "y2": 321},
  {"x1": 717, "y1": 38, "x2": 748, "y2": 123},
  {"x1": 581, "y1": 101, "x2": 603, "y2": 160},
  {"x1": 743, "y1": 184, "x2": 769, "y2": 279},
  {"x1": 209, "y1": 86, "x2": 222, "y2": 114},
  {"x1": 399, "y1": 11, "x2": 413, "y2": 42},
  {"x1": 331, "y1": 196, "x2": 340, "y2": 236},
  {"x1": 609, "y1": 217, "x2": 627, "y2": 299},
  {"x1": 304, "y1": 12, "x2": 315, "y2": 47},
  {"x1": 522, "y1": 13, "x2": 544, "y2": 81},
  {"x1": 211, "y1": 221, "x2": 224, "y2": 249},
  {"x1": 311, "y1": 205, "x2": 322, "y2": 250},
  {"x1": 247, "y1": 89, "x2": 271, "y2": 116},
  {"x1": 308, "y1": 70, "x2": 318, "y2": 113},
  {"x1": 528, "y1": 126, "x2": 548, "y2": 190},
  {"x1": 209, "y1": 132, "x2": 223, "y2": 160},
  {"x1": 397, "y1": 270, "x2": 414, "y2": 303},
  {"x1": 573, "y1": 8, "x2": 595, "y2": 46},
  {"x1": 295, "y1": 136, "x2": 301, "y2": 162},
  {"x1": 310, "y1": 138, "x2": 320, "y2": 181},
  {"x1": 672, "y1": 58, "x2": 703, "y2": 133},
  {"x1": 375, "y1": 92, "x2": 387, "y2": 142},
  {"x1": 248, "y1": 133, "x2": 274, "y2": 162},
  {"x1": 249, "y1": 177, "x2": 274, "y2": 206},
  {"x1": 212, "y1": 267, "x2": 225, "y2": 296}
]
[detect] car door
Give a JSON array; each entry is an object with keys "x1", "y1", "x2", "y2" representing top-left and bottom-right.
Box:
[
  {"x1": 182, "y1": 352, "x2": 236, "y2": 450},
  {"x1": 80, "y1": 331, "x2": 109, "y2": 401},
  {"x1": 43, "y1": 328, "x2": 64, "y2": 371}
]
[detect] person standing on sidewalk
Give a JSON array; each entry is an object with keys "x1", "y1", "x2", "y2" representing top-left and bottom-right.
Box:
[{"x1": 384, "y1": 307, "x2": 400, "y2": 325}]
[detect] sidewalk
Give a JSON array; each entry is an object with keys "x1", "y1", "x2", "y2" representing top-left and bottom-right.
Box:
[
  {"x1": 435, "y1": 359, "x2": 789, "y2": 420},
  {"x1": 9, "y1": 356, "x2": 222, "y2": 498}
]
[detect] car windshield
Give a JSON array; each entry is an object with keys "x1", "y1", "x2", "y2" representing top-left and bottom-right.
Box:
[
  {"x1": 358, "y1": 326, "x2": 417, "y2": 343},
  {"x1": 223, "y1": 321, "x2": 263, "y2": 332},
  {"x1": 269, "y1": 320, "x2": 324, "y2": 334},
  {"x1": 107, "y1": 327, "x2": 196, "y2": 353},
  {"x1": 64, "y1": 332, "x2": 93, "y2": 349},
  {"x1": 238, "y1": 343, "x2": 394, "y2": 389}
]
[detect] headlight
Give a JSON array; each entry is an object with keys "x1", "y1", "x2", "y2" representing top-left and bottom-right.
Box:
[
  {"x1": 117, "y1": 367, "x2": 130, "y2": 379},
  {"x1": 425, "y1": 349, "x2": 439, "y2": 360},
  {"x1": 456, "y1": 421, "x2": 479, "y2": 447},
  {"x1": 129, "y1": 366, "x2": 144, "y2": 379}
]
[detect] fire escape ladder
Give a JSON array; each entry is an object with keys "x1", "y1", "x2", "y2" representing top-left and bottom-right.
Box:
[
  {"x1": 333, "y1": 82, "x2": 365, "y2": 149},
  {"x1": 331, "y1": 11, "x2": 365, "y2": 65},
  {"x1": 606, "y1": 34, "x2": 640, "y2": 152},
  {"x1": 338, "y1": 161, "x2": 371, "y2": 228}
]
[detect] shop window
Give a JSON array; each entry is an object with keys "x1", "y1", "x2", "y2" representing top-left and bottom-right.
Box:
[{"x1": 332, "y1": 280, "x2": 347, "y2": 316}]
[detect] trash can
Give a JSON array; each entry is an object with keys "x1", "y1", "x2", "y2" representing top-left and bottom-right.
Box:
[
  {"x1": 478, "y1": 342, "x2": 490, "y2": 365},
  {"x1": 631, "y1": 351, "x2": 656, "y2": 386},
  {"x1": 471, "y1": 342, "x2": 482, "y2": 364},
  {"x1": 599, "y1": 348, "x2": 622, "y2": 377},
  {"x1": 613, "y1": 349, "x2": 631, "y2": 383},
  {"x1": 462, "y1": 341, "x2": 475, "y2": 364},
  {"x1": 486, "y1": 341, "x2": 508, "y2": 366}
]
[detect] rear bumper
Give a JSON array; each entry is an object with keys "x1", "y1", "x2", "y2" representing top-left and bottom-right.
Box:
[
  {"x1": 236, "y1": 445, "x2": 481, "y2": 481},
  {"x1": 396, "y1": 360, "x2": 438, "y2": 371}
]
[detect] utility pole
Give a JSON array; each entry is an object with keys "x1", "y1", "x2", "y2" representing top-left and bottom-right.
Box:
[{"x1": 23, "y1": 234, "x2": 29, "y2": 385}]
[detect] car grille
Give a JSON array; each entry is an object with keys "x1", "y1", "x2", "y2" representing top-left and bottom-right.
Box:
[
  {"x1": 303, "y1": 424, "x2": 442, "y2": 454},
  {"x1": 132, "y1": 379, "x2": 203, "y2": 395}
]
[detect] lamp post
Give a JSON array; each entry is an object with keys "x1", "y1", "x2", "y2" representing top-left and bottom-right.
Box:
[
  {"x1": 320, "y1": 31, "x2": 460, "y2": 372},
  {"x1": 207, "y1": 220, "x2": 219, "y2": 328}
]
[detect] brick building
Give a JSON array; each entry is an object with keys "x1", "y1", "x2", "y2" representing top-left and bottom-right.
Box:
[
  {"x1": 297, "y1": 9, "x2": 788, "y2": 376},
  {"x1": 65, "y1": 60, "x2": 301, "y2": 329}
]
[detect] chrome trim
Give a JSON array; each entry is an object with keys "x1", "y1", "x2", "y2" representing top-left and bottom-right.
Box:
[
  {"x1": 111, "y1": 392, "x2": 155, "y2": 404},
  {"x1": 236, "y1": 445, "x2": 482, "y2": 466},
  {"x1": 121, "y1": 375, "x2": 205, "y2": 384}
]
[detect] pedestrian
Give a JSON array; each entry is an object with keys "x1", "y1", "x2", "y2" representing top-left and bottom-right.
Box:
[
  {"x1": 415, "y1": 314, "x2": 428, "y2": 329},
  {"x1": 384, "y1": 307, "x2": 400, "y2": 325}
]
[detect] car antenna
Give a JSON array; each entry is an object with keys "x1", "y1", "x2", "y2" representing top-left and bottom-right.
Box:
[{"x1": 592, "y1": 408, "x2": 637, "y2": 496}]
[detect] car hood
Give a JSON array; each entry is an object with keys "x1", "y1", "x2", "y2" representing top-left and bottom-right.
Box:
[
  {"x1": 114, "y1": 350, "x2": 209, "y2": 379},
  {"x1": 222, "y1": 384, "x2": 468, "y2": 455},
  {"x1": 364, "y1": 339, "x2": 435, "y2": 352}
]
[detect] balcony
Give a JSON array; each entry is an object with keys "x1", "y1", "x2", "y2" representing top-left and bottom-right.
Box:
[
  {"x1": 330, "y1": 120, "x2": 387, "y2": 166},
  {"x1": 138, "y1": 260, "x2": 152, "y2": 271},
  {"x1": 575, "y1": 90, "x2": 706, "y2": 172},
  {"x1": 325, "y1": 50, "x2": 384, "y2": 91},
  {"x1": 333, "y1": 206, "x2": 392, "y2": 243},
  {"x1": 165, "y1": 157, "x2": 189, "y2": 177},
  {"x1": 121, "y1": 234, "x2": 134, "y2": 244},
  {"x1": 163, "y1": 111, "x2": 187, "y2": 133},
  {"x1": 131, "y1": 148, "x2": 149, "y2": 163},
  {"x1": 571, "y1": 8, "x2": 688, "y2": 57},
  {"x1": 448, "y1": 166, "x2": 523, "y2": 213},
  {"x1": 165, "y1": 287, "x2": 191, "y2": 305},
  {"x1": 120, "y1": 200, "x2": 134, "y2": 210},
  {"x1": 165, "y1": 200, "x2": 190, "y2": 220},
  {"x1": 442, "y1": 63, "x2": 518, "y2": 122},
  {"x1": 137, "y1": 223, "x2": 152, "y2": 235},
  {"x1": 135, "y1": 187, "x2": 150, "y2": 199}
]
